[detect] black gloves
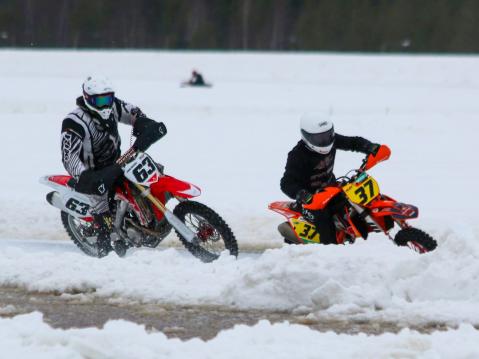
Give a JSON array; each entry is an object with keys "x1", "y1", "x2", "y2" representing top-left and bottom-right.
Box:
[
  {"x1": 133, "y1": 117, "x2": 167, "y2": 152},
  {"x1": 367, "y1": 143, "x2": 381, "y2": 155},
  {"x1": 75, "y1": 164, "x2": 123, "y2": 196},
  {"x1": 296, "y1": 189, "x2": 313, "y2": 205}
]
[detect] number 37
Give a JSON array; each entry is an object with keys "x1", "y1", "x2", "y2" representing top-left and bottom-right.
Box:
[{"x1": 354, "y1": 179, "x2": 375, "y2": 204}]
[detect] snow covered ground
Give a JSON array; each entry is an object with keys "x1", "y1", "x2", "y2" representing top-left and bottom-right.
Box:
[
  {"x1": 2, "y1": 313, "x2": 479, "y2": 359},
  {"x1": 0, "y1": 50, "x2": 478, "y2": 356}
]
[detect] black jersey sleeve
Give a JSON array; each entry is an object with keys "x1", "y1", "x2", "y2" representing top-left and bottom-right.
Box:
[
  {"x1": 280, "y1": 147, "x2": 306, "y2": 199},
  {"x1": 335, "y1": 133, "x2": 374, "y2": 154}
]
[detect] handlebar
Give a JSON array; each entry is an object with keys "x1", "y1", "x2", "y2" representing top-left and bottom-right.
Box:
[
  {"x1": 335, "y1": 153, "x2": 372, "y2": 186},
  {"x1": 336, "y1": 169, "x2": 362, "y2": 187},
  {"x1": 336, "y1": 145, "x2": 391, "y2": 186},
  {"x1": 359, "y1": 155, "x2": 369, "y2": 172},
  {"x1": 116, "y1": 147, "x2": 138, "y2": 166}
]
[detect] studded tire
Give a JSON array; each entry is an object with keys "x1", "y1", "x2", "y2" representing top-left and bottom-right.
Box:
[
  {"x1": 394, "y1": 227, "x2": 437, "y2": 253},
  {"x1": 173, "y1": 201, "x2": 238, "y2": 263}
]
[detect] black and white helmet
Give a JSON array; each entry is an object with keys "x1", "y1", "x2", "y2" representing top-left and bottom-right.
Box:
[
  {"x1": 300, "y1": 114, "x2": 335, "y2": 154},
  {"x1": 82, "y1": 75, "x2": 115, "y2": 121}
]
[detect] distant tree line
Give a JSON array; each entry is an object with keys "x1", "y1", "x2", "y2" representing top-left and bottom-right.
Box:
[{"x1": 2, "y1": 0, "x2": 479, "y2": 52}]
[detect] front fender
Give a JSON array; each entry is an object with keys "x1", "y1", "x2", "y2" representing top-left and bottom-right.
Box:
[
  {"x1": 369, "y1": 198, "x2": 419, "y2": 220},
  {"x1": 150, "y1": 175, "x2": 201, "y2": 199}
]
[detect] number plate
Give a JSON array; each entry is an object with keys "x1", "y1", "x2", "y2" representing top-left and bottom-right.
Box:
[
  {"x1": 123, "y1": 153, "x2": 161, "y2": 186},
  {"x1": 342, "y1": 175, "x2": 380, "y2": 205},
  {"x1": 65, "y1": 197, "x2": 91, "y2": 216},
  {"x1": 290, "y1": 218, "x2": 320, "y2": 243},
  {"x1": 59, "y1": 192, "x2": 93, "y2": 218}
]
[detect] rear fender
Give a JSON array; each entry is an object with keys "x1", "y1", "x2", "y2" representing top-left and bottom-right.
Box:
[
  {"x1": 39, "y1": 175, "x2": 93, "y2": 220},
  {"x1": 150, "y1": 175, "x2": 201, "y2": 199},
  {"x1": 39, "y1": 175, "x2": 74, "y2": 191},
  {"x1": 268, "y1": 201, "x2": 299, "y2": 219}
]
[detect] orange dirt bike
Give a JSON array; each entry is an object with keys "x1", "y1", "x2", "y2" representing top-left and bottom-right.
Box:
[{"x1": 269, "y1": 145, "x2": 437, "y2": 253}]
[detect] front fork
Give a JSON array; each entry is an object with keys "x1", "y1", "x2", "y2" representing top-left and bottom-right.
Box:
[
  {"x1": 112, "y1": 187, "x2": 196, "y2": 247},
  {"x1": 348, "y1": 201, "x2": 408, "y2": 242},
  {"x1": 110, "y1": 200, "x2": 130, "y2": 245},
  {"x1": 133, "y1": 183, "x2": 199, "y2": 245},
  {"x1": 114, "y1": 200, "x2": 128, "y2": 229}
]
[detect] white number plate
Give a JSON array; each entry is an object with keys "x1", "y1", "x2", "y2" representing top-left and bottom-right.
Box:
[{"x1": 123, "y1": 153, "x2": 161, "y2": 186}]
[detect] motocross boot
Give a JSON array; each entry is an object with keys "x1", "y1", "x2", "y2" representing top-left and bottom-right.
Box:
[
  {"x1": 93, "y1": 213, "x2": 114, "y2": 258},
  {"x1": 94, "y1": 213, "x2": 130, "y2": 257},
  {"x1": 111, "y1": 238, "x2": 128, "y2": 257}
]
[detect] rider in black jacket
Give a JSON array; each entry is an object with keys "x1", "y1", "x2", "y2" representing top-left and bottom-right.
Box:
[{"x1": 280, "y1": 114, "x2": 380, "y2": 244}]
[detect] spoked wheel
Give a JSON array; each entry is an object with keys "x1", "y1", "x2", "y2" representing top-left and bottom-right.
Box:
[
  {"x1": 61, "y1": 211, "x2": 110, "y2": 258},
  {"x1": 173, "y1": 201, "x2": 238, "y2": 262},
  {"x1": 394, "y1": 227, "x2": 437, "y2": 254}
]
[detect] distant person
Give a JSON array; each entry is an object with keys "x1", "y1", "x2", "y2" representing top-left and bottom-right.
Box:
[
  {"x1": 190, "y1": 70, "x2": 206, "y2": 86},
  {"x1": 61, "y1": 75, "x2": 167, "y2": 256},
  {"x1": 182, "y1": 70, "x2": 211, "y2": 87}
]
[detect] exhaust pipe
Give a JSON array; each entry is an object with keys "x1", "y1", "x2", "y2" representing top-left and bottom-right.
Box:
[{"x1": 278, "y1": 222, "x2": 301, "y2": 244}]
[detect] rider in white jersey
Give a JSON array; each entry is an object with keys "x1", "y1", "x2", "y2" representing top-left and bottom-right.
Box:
[{"x1": 61, "y1": 75, "x2": 166, "y2": 256}]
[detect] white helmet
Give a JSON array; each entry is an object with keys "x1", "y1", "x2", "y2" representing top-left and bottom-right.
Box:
[
  {"x1": 82, "y1": 75, "x2": 115, "y2": 120},
  {"x1": 300, "y1": 113, "x2": 335, "y2": 154}
]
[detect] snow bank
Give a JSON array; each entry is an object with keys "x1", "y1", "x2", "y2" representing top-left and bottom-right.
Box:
[
  {"x1": 0, "y1": 226, "x2": 478, "y2": 326},
  {"x1": 1, "y1": 313, "x2": 478, "y2": 359}
]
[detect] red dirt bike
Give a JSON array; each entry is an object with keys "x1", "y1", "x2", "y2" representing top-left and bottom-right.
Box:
[
  {"x1": 269, "y1": 145, "x2": 437, "y2": 253},
  {"x1": 40, "y1": 148, "x2": 238, "y2": 262}
]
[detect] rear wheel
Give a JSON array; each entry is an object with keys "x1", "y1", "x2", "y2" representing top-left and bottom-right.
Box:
[
  {"x1": 394, "y1": 227, "x2": 437, "y2": 253},
  {"x1": 61, "y1": 212, "x2": 110, "y2": 258},
  {"x1": 173, "y1": 201, "x2": 238, "y2": 262}
]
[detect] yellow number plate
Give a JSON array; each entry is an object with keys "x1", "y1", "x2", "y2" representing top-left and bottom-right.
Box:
[
  {"x1": 290, "y1": 218, "x2": 321, "y2": 243},
  {"x1": 343, "y1": 175, "x2": 380, "y2": 205}
]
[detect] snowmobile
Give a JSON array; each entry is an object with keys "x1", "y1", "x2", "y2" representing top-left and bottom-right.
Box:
[
  {"x1": 40, "y1": 147, "x2": 238, "y2": 262},
  {"x1": 180, "y1": 81, "x2": 213, "y2": 88},
  {"x1": 269, "y1": 145, "x2": 437, "y2": 253},
  {"x1": 180, "y1": 71, "x2": 212, "y2": 88}
]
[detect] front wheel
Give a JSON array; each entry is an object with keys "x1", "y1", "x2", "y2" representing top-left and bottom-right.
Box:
[
  {"x1": 394, "y1": 227, "x2": 437, "y2": 253},
  {"x1": 173, "y1": 201, "x2": 238, "y2": 262}
]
